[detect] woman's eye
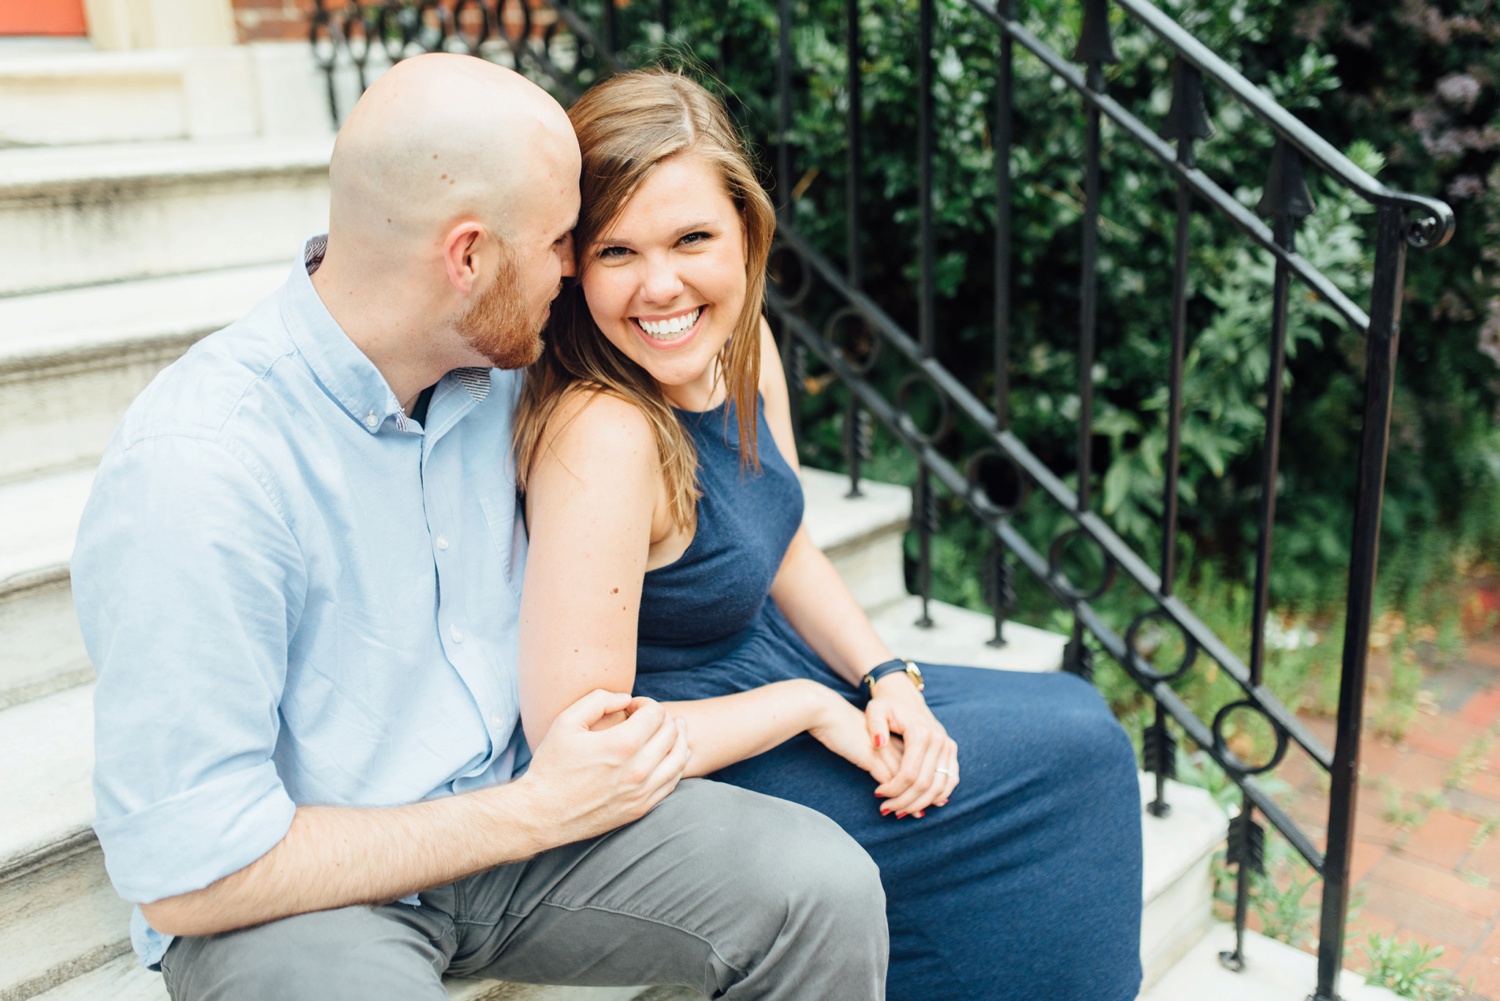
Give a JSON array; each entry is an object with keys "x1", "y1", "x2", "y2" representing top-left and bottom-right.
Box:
[
  {"x1": 680, "y1": 231, "x2": 712, "y2": 247},
  {"x1": 596, "y1": 245, "x2": 630, "y2": 260}
]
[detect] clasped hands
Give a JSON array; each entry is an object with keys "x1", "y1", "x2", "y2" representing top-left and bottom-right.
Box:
[{"x1": 805, "y1": 675, "x2": 959, "y2": 820}]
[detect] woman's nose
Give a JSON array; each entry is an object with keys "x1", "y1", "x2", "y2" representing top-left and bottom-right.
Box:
[{"x1": 639, "y1": 254, "x2": 684, "y2": 304}]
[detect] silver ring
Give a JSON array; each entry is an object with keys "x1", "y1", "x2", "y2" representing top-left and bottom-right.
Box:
[{"x1": 934, "y1": 768, "x2": 952, "y2": 776}]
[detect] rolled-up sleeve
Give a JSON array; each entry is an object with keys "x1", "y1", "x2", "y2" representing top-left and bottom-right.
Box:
[{"x1": 74, "y1": 434, "x2": 305, "y2": 904}]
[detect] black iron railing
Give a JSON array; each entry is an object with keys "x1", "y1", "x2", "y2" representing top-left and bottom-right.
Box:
[{"x1": 308, "y1": 3, "x2": 1455, "y2": 998}]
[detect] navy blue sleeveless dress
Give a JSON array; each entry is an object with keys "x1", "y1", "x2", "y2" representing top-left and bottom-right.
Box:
[{"x1": 634, "y1": 398, "x2": 1143, "y2": 1001}]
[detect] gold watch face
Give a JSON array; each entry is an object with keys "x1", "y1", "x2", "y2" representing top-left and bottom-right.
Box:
[{"x1": 904, "y1": 661, "x2": 925, "y2": 692}]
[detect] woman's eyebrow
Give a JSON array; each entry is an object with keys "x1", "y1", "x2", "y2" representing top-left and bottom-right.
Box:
[{"x1": 591, "y1": 221, "x2": 719, "y2": 248}]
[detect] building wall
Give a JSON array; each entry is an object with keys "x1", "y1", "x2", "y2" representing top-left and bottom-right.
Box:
[{"x1": 232, "y1": 0, "x2": 315, "y2": 43}]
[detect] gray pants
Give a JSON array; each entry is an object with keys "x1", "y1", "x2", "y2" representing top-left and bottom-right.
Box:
[{"x1": 158, "y1": 780, "x2": 887, "y2": 1000}]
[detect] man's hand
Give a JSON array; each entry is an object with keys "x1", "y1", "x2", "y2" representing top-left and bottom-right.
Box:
[{"x1": 512, "y1": 690, "x2": 690, "y2": 845}]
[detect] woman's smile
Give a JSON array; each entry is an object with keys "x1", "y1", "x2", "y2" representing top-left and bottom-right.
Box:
[{"x1": 635, "y1": 305, "x2": 704, "y2": 345}]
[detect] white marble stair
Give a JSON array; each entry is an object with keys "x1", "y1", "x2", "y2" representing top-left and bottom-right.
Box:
[
  {"x1": 1137, "y1": 776, "x2": 1225, "y2": 989},
  {"x1": 803, "y1": 470, "x2": 1068, "y2": 671},
  {"x1": 0, "y1": 263, "x2": 287, "y2": 480},
  {"x1": 1141, "y1": 923, "x2": 1400, "y2": 1001},
  {"x1": 29, "y1": 954, "x2": 700, "y2": 1001},
  {"x1": 0, "y1": 685, "x2": 126, "y2": 1001},
  {"x1": 0, "y1": 42, "x2": 331, "y2": 150},
  {"x1": 0, "y1": 467, "x2": 94, "y2": 711},
  {"x1": 0, "y1": 137, "x2": 330, "y2": 298}
]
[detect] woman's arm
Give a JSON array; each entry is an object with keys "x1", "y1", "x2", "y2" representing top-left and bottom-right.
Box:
[
  {"x1": 756, "y1": 320, "x2": 959, "y2": 814},
  {"x1": 518, "y1": 391, "x2": 896, "y2": 782}
]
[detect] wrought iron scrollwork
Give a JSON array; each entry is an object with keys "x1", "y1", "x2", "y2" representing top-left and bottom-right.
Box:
[
  {"x1": 1124, "y1": 609, "x2": 1198, "y2": 683},
  {"x1": 1212, "y1": 700, "x2": 1292, "y2": 776},
  {"x1": 894, "y1": 372, "x2": 954, "y2": 445},
  {"x1": 1046, "y1": 528, "x2": 1117, "y2": 602},
  {"x1": 769, "y1": 247, "x2": 814, "y2": 308}
]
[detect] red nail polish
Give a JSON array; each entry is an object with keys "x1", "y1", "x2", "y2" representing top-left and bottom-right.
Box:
[
  {"x1": 895, "y1": 811, "x2": 906, "y2": 818},
  {"x1": 874, "y1": 734, "x2": 886, "y2": 748},
  {"x1": 914, "y1": 810, "x2": 925, "y2": 819}
]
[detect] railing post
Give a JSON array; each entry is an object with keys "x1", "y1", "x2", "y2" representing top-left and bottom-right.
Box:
[
  {"x1": 986, "y1": 0, "x2": 1017, "y2": 646},
  {"x1": 774, "y1": 0, "x2": 804, "y2": 450},
  {"x1": 993, "y1": 0, "x2": 1015, "y2": 434},
  {"x1": 917, "y1": 0, "x2": 936, "y2": 358},
  {"x1": 845, "y1": 0, "x2": 867, "y2": 499},
  {"x1": 1218, "y1": 136, "x2": 1316, "y2": 974},
  {"x1": 1146, "y1": 56, "x2": 1212, "y2": 819},
  {"x1": 1071, "y1": 0, "x2": 1115, "y2": 516},
  {"x1": 603, "y1": 0, "x2": 620, "y2": 59},
  {"x1": 1309, "y1": 203, "x2": 1408, "y2": 1001},
  {"x1": 1062, "y1": 0, "x2": 1116, "y2": 680}
]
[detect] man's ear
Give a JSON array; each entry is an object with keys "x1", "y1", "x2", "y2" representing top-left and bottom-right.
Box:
[{"x1": 442, "y1": 221, "x2": 487, "y2": 295}]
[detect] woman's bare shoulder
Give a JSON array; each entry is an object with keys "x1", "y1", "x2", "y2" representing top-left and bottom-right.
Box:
[{"x1": 537, "y1": 385, "x2": 658, "y2": 469}]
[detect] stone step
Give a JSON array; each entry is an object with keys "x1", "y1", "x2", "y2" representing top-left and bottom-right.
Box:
[
  {"x1": 0, "y1": 685, "x2": 123, "y2": 1001},
  {"x1": 870, "y1": 593, "x2": 1066, "y2": 671},
  {"x1": 0, "y1": 48, "x2": 253, "y2": 149},
  {"x1": 1137, "y1": 776, "x2": 1224, "y2": 990},
  {"x1": 26, "y1": 950, "x2": 700, "y2": 1001},
  {"x1": 0, "y1": 467, "x2": 93, "y2": 711},
  {"x1": 0, "y1": 136, "x2": 330, "y2": 298},
  {"x1": 0, "y1": 263, "x2": 288, "y2": 480},
  {"x1": 0, "y1": 41, "x2": 332, "y2": 149},
  {"x1": 800, "y1": 467, "x2": 910, "y2": 615},
  {"x1": 1140, "y1": 923, "x2": 1400, "y2": 1001}
]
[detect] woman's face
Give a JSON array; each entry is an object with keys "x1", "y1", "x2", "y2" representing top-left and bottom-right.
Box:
[{"x1": 580, "y1": 153, "x2": 747, "y2": 411}]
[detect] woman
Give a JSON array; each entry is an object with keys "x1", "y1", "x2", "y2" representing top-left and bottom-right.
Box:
[{"x1": 513, "y1": 68, "x2": 1143, "y2": 1001}]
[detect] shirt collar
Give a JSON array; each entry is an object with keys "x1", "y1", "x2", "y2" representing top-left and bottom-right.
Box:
[{"x1": 279, "y1": 235, "x2": 492, "y2": 435}]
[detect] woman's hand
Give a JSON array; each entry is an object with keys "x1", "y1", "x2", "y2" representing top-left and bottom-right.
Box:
[
  {"x1": 865, "y1": 676, "x2": 959, "y2": 818},
  {"x1": 804, "y1": 683, "x2": 903, "y2": 786}
]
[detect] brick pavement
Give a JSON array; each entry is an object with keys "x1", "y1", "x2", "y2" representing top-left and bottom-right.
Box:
[{"x1": 1267, "y1": 625, "x2": 1500, "y2": 999}]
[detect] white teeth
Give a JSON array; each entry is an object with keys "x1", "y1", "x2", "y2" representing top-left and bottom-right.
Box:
[{"x1": 637, "y1": 308, "x2": 701, "y2": 340}]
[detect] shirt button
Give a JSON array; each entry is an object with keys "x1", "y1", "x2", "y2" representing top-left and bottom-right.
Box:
[
  {"x1": 491, "y1": 714, "x2": 503, "y2": 728},
  {"x1": 364, "y1": 413, "x2": 379, "y2": 429},
  {"x1": 450, "y1": 624, "x2": 463, "y2": 643},
  {"x1": 435, "y1": 535, "x2": 449, "y2": 550}
]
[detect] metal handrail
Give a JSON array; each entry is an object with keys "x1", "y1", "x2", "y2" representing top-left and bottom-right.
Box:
[{"x1": 1114, "y1": 0, "x2": 1455, "y2": 250}]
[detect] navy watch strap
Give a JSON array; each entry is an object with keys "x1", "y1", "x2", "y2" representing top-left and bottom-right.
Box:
[{"x1": 863, "y1": 658, "x2": 912, "y2": 690}]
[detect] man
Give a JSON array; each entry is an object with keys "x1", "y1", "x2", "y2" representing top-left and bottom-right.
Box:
[{"x1": 72, "y1": 54, "x2": 886, "y2": 1001}]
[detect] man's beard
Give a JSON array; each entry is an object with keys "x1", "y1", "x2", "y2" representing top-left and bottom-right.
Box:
[{"x1": 455, "y1": 246, "x2": 550, "y2": 370}]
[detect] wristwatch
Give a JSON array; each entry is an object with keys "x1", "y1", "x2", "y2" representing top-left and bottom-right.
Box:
[{"x1": 863, "y1": 657, "x2": 924, "y2": 694}]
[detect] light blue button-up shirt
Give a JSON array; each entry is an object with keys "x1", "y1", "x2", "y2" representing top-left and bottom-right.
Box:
[{"x1": 72, "y1": 238, "x2": 528, "y2": 967}]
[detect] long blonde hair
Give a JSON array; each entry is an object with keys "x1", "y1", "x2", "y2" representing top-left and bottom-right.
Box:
[{"x1": 513, "y1": 69, "x2": 777, "y2": 532}]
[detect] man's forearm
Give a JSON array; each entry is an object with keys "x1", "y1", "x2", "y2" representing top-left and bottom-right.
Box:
[{"x1": 140, "y1": 780, "x2": 546, "y2": 937}]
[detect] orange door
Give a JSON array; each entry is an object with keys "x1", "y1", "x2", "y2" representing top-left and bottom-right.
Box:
[{"x1": 0, "y1": 0, "x2": 88, "y2": 35}]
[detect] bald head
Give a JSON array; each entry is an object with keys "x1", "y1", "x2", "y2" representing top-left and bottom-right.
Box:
[{"x1": 328, "y1": 54, "x2": 579, "y2": 253}]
